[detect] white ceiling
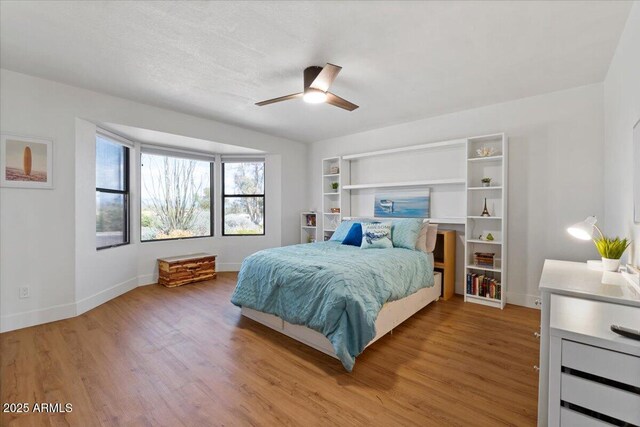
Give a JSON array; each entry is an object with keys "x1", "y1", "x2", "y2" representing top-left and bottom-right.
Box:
[{"x1": 0, "y1": 1, "x2": 632, "y2": 143}]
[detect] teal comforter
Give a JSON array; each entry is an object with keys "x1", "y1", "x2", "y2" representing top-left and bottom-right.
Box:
[{"x1": 230, "y1": 242, "x2": 434, "y2": 371}]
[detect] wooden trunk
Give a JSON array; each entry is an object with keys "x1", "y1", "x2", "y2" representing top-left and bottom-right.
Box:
[{"x1": 158, "y1": 253, "x2": 217, "y2": 288}]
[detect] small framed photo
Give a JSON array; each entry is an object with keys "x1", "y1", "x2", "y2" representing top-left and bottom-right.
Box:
[{"x1": 1, "y1": 133, "x2": 53, "y2": 189}]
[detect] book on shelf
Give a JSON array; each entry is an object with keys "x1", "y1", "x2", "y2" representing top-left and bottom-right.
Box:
[
  {"x1": 466, "y1": 273, "x2": 501, "y2": 300},
  {"x1": 473, "y1": 252, "x2": 495, "y2": 268}
]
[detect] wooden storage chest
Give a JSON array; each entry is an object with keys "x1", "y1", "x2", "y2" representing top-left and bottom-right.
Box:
[{"x1": 158, "y1": 253, "x2": 217, "y2": 287}]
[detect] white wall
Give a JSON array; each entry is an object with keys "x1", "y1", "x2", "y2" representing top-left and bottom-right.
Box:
[
  {"x1": 0, "y1": 69, "x2": 307, "y2": 332},
  {"x1": 604, "y1": 3, "x2": 640, "y2": 268},
  {"x1": 309, "y1": 84, "x2": 605, "y2": 307}
]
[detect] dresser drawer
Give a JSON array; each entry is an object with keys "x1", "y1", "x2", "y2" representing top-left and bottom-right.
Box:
[
  {"x1": 561, "y1": 373, "x2": 640, "y2": 425},
  {"x1": 562, "y1": 340, "x2": 640, "y2": 387},
  {"x1": 560, "y1": 407, "x2": 610, "y2": 427}
]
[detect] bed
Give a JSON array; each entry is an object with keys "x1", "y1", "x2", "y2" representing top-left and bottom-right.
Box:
[{"x1": 231, "y1": 221, "x2": 440, "y2": 371}]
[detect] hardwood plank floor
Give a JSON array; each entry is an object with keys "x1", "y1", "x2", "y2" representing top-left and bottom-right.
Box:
[{"x1": 1, "y1": 273, "x2": 540, "y2": 426}]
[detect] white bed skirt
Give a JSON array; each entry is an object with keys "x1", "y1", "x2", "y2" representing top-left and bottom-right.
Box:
[{"x1": 241, "y1": 272, "x2": 442, "y2": 359}]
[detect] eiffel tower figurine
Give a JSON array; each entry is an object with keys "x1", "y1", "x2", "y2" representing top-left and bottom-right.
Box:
[{"x1": 481, "y1": 198, "x2": 491, "y2": 217}]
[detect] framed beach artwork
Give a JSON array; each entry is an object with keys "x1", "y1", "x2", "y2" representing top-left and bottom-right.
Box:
[
  {"x1": 374, "y1": 190, "x2": 430, "y2": 218},
  {"x1": 1, "y1": 133, "x2": 53, "y2": 189}
]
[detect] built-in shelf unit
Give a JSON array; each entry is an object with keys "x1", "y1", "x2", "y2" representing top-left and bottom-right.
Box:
[
  {"x1": 321, "y1": 157, "x2": 350, "y2": 240},
  {"x1": 300, "y1": 212, "x2": 317, "y2": 244},
  {"x1": 465, "y1": 134, "x2": 508, "y2": 309},
  {"x1": 336, "y1": 133, "x2": 508, "y2": 308}
]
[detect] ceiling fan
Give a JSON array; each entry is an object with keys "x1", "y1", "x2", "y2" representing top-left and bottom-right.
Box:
[{"x1": 255, "y1": 63, "x2": 359, "y2": 111}]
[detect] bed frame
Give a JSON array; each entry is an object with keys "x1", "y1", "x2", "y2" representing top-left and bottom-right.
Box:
[{"x1": 241, "y1": 272, "x2": 442, "y2": 359}]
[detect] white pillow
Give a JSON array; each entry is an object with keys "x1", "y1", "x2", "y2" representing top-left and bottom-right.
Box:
[
  {"x1": 415, "y1": 222, "x2": 438, "y2": 253},
  {"x1": 361, "y1": 222, "x2": 393, "y2": 249}
]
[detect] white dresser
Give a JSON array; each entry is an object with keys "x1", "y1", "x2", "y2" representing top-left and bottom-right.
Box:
[{"x1": 537, "y1": 260, "x2": 640, "y2": 426}]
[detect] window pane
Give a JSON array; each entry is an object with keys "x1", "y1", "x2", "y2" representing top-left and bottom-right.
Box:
[
  {"x1": 96, "y1": 135, "x2": 126, "y2": 190},
  {"x1": 224, "y1": 162, "x2": 264, "y2": 195},
  {"x1": 141, "y1": 153, "x2": 212, "y2": 241},
  {"x1": 224, "y1": 197, "x2": 264, "y2": 235},
  {"x1": 96, "y1": 192, "x2": 126, "y2": 248}
]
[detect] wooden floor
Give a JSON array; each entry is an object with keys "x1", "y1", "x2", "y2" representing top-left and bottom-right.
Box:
[{"x1": 1, "y1": 273, "x2": 540, "y2": 426}]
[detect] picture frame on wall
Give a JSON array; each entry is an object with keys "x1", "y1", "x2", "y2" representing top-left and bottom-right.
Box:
[
  {"x1": 374, "y1": 189, "x2": 431, "y2": 218},
  {"x1": 634, "y1": 119, "x2": 640, "y2": 223},
  {"x1": 0, "y1": 133, "x2": 53, "y2": 189}
]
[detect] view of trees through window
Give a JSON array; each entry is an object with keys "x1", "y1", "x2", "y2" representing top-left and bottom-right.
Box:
[
  {"x1": 223, "y1": 161, "x2": 265, "y2": 235},
  {"x1": 141, "y1": 153, "x2": 212, "y2": 241}
]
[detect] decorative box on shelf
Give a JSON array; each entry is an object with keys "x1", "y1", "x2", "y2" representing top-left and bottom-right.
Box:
[{"x1": 158, "y1": 253, "x2": 217, "y2": 287}]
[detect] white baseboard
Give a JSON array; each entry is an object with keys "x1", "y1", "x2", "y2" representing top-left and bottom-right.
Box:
[
  {"x1": 137, "y1": 274, "x2": 156, "y2": 286},
  {"x1": 217, "y1": 262, "x2": 241, "y2": 272},
  {"x1": 1, "y1": 265, "x2": 243, "y2": 333},
  {"x1": 506, "y1": 291, "x2": 541, "y2": 309},
  {"x1": 0, "y1": 301, "x2": 76, "y2": 333},
  {"x1": 76, "y1": 277, "x2": 139, "y2": 315}
]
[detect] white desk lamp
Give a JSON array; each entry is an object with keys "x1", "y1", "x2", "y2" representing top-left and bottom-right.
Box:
[
  {"x1": 567, "y1": 216, "x2": 625, "y2": 271},
  {"x1": 567, "y1": 216, "x2": 604, "y2": 241}
]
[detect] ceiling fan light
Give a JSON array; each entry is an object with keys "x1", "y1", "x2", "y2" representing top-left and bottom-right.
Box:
[{"x1": 303, "y1": 89, "x2": 327, "y2": 104}]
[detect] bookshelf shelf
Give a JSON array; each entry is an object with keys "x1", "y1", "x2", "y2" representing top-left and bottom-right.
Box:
[
  {"x1": 342, "y1": 138, "x2": 466, "y2": 160},
  {"x1": 467, "y1": 186, "x2": 503, "y2": 191},
  {"x1": 343, "y1": 178, "x2": 465, "y2": 190},
  {"x1": 464, "y1": 294, "x2": 502, "y2": 306},
  {"x1": 467, "y1": 155, "x2": 503, "y2": 162},
  {"x1": 467, "y1": 265, "x2": 501, "y2": 273},
  {"x1": 467, "y1": 239, "x2": 502, "y2": 245}
]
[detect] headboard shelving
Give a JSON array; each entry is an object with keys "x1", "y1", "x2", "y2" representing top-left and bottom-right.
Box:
[{"x1": 336, "y1": 133, "x2": 508, "y2": 308}]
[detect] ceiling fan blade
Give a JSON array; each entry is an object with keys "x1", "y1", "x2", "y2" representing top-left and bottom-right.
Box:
[
  {"x1": 309, "y1": 63, "x2": 342, "y2": 92},
  {"x1": 255, "y1": 92, "x2": 303, "y2": 106},
  {"x1": 326, "y1": 92, "x2": 359, "y2": 111}
]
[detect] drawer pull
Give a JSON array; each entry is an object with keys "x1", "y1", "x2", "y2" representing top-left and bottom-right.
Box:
[
  {"x1": 533, "y1": 365, "x2": 540, "y2": 372},
  {"x1": 533, "y1": 332, "x2": 541, "y2": 339}
]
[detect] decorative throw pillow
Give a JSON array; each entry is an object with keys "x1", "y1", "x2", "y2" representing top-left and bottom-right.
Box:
[
  {"x1": 330, "y1": 220, "x2": 358, "y2": 242},
  {"x1": 342, "y1": 223, "x2": 363, "y2": 247},
  {"x1": 361, "y1": 222, "x2": 393, "y2": 249},
  {"x1": 391, "y1": 218, "x2": 423, "y2": 250}
]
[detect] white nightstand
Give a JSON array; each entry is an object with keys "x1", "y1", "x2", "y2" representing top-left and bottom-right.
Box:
[{"x1": 537, "y1": 260, "x2": 640, "y2": 426}]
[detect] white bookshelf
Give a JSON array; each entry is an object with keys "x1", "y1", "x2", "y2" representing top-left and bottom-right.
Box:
[
  {"x1": 300, "y1": 212, "x2": 317, "y2": 243},
  {"x1": 465, "y1": 134, "x2": 508, "y2": 309},
  {"x1": 321, "y1": 157, "x2": 350, "y2": 240}
]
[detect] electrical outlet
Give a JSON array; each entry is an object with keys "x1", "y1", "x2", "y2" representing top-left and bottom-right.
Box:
[{"x1": 19, "y1": 287, "x2": 30, "y2": 299}]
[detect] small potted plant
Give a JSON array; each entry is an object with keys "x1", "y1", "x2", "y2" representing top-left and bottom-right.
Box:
[
  {"x1": 331, "y1": 182, "x2": 339, "y2": 192},
  {"x1": 481, "y1": 177, "x2": 491, "y2": 187},
  {"x1": 594, "y1": 235, "x2": 631, "y2": 271}
]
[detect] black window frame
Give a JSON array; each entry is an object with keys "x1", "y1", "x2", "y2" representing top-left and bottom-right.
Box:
[
  {"x1": 96, "y1": 136, "x2": 130, "y2": 250},
  {"x1": 139, "y1": 152, "x2": 214, "y2": 243},
  {"x1": 221, "y1": 161, "x2": 266, "y2": 236}
]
